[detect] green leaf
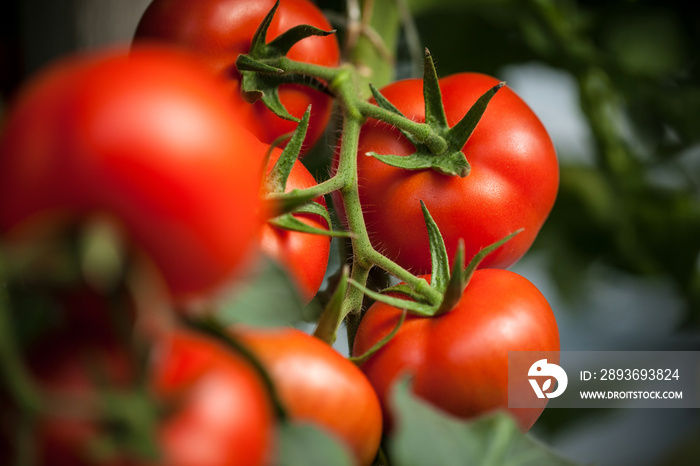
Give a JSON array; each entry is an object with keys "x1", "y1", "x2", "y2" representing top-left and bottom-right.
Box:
[
  {"x1": 446, "y1": 81, "x2": 505, "y2": 151},
  {"x1": 368, "y1": 148, "x2": 469, "y2": 177},
  {"x1": 275, "y1": 421, "x2": 355, "y2": 466},
  {"x1": 249, "y1": 0, "x2": 279, "y2": 56},
  {"x1": 290, "y1": 201, "x2": 333, "y2": 231},
  {"x1": 268, "y1": 24, "x2": 336, "y2": 57},
  {"x1": 215, "y1": 257, "x2": 319, "y2": 327},
  {"x1": 266, "y1": 107, "x2": 311, "y2": 194},
  {"x1": 420, "y1": 201, "x2": 450, "y2": 294},
  {"x1": 388, "y1": 378, "x2": 579, "y2": 466},
  {"x1": 422, "y1": 49, "x2": 449, "y2": 130}
]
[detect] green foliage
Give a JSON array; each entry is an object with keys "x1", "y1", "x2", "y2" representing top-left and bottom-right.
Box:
[
  {"x1": 216, "y1": 257, "x2": 320, "y2": 327},
  {"x1": 275, "y1": 421, "x2": 356, "y2": 466},
  {"x1": 387, "y1": 378, "x2": 579, "y2": 466}
]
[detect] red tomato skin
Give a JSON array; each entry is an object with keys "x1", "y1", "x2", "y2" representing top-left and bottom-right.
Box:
[
  {"x1": 354, "y1": 73, "x2": 559, "y2": 273},
  {"x1": 352, "y1": 269, "x2": 560, "y2": 431},
  {"x1": 151, "y1": 331, "x2": 274, "y2": 466},
  {"x1": 0, "y1": 46, "x2": 267, "y2": 300},
  {"x1": 260, "y1": 151, "x2": 330, "y2": 303},
  {"x1": 133, "y1": 0, "x2": 340, "y2": 152},
  {"x1": 234, "y1": 327, "x2": 383, "y2": 466}
]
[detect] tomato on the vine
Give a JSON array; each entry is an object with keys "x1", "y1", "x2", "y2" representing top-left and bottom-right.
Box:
[
  {"x1": 133, "y1": 0, "x2": 340, "y2": 153},
  {"x1": 233, "y1": 327, "x2": 383, "y2": 466},
  {"x1": 352, "y1": 269, "x2": 560, "y2": 432},
  {"x1": 353, "y1": 73, "x2": 559, "y2": 273},
  {"x1": 0, "y1": 46, "x2": 266, "y2": 300},
  {"x1": 260, "y1": 151, "x2": 331, "y2": 303}
]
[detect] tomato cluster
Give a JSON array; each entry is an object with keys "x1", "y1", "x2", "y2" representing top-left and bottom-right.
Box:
[{"x1": 0, "y1": 0, "x2": 561, "y2": 464}]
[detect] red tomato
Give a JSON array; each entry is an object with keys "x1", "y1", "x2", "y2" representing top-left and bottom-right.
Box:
[
  {"x1": 133, "y1": 0, "x2": 340, "y2": 153},
  {"x1": 352, "y1": 269, "x2": 560, "y2": 432},
  {"x1": 21, "y1": 326, "x2": 274, "y2": 466},
  {"x1": 0, "y1": 46, "x2": 266, "y2": 300},
  {"x1": 353, "y1": 73, "x2": 559, "y2": 273},
  {"x1": 260, "y1": 151, "x2": 331, "y2": 303},
  {"x1": 151, "y1": 330, "x2": 274, "y2": 466},
  {"x1": 234, "y1": 327, "x2": 382, "y2": 466}
]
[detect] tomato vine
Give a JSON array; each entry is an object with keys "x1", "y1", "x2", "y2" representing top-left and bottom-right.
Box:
[{"x1": 0, "y1": 1, "x2": 567, "y2": 464}]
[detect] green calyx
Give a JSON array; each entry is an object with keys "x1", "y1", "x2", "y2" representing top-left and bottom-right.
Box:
[
  {"x1": 235, "y1": 0, "x2": 336, "y2": 122},
  {"x1": 367, "y1": 49, "x2": 505, "y2": 178},
  {"x1": 349, "y1": 201, "x2": 521, "y2": 317}
]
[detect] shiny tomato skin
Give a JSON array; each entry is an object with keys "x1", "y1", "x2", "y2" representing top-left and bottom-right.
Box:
[
  {"x1": 260, "y1": 151, "x2": 331, "y2": 303},
  {"x1": 133, "y1": 0, "x2": 340, "y2": 152},
  {"x1": 355, "y1": 73, "x2": 559, "y2": 273},
  {"x1": 352, "y1": 269, "x2": 560, "y2": 432},
  {"x1": 0, "y1": 46, "x2": 267, "y2": 300},
  {"x1": 234, "y1": 327, "x2": 382, "y2": 466}
]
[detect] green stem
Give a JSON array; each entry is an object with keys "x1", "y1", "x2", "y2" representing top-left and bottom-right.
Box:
[
  {"x1": 277, "y1": 57, "x2": 341, "y2": 83},
  {"x1": 261, "y1": 51, "x2": 448, "y2": 342},
  {"x1": 334, "y1": 109, "x2": 372, "y2": 323},
  {"x1": 366, "y1": 249, "x2": 440, "y2": 304},
  {"x1": 267, "y1": 171, "x2": 346, "y2": 205}
]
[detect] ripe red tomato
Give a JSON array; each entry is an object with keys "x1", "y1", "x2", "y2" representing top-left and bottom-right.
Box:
[
  {"x1": 133, "y1": 0, "x2": 340, "y2": 152},
  {"x1": 233, "y1": 327, "x2": 383, "y2": 466},
  {"x1": 260, "y1": 151, "x2": 331, "y2": 303},
  {"x1": 352, "y1": 269, "x2": 560, "y2": 431},
  {"x1": 0, "y1": 46, "x2": 267, "y2": 300},
  {"x1": 21, "y1": 326, "x2": 274, "y2": 466},
  {"x1": 151, "y1": 330, "x2": 274, "y2": 466},
  {"x1": 353, "y1": 73, "x2": 559, "y2": 273}
]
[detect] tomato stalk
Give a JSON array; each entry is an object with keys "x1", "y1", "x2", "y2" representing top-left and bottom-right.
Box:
[
  {"x1": 251, "y1": 52, "x2": 446, "y2": 317},
  {"x1": 321, "y1": 72, "x2": 444, "y2": 335},
  {"x1": 235, "y1": 2, "x2": 520, "y2": 346}
]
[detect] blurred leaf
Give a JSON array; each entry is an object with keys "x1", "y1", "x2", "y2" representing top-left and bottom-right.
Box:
[
  {"x1": 600, "y1": 9, "x2": 685, "y2": 79},
  {"x1": 215, "y1": 258, "x2": 319, "y2": 327},
  {"x1": 275, "y1": 421, "x2": 355, "y2": 466},
  {"x1": 388, "y1": 378, "x2": 579, "y2": 466}
]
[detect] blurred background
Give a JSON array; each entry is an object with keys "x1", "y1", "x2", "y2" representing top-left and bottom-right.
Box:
[{"x1": 2, "y1": 0, "x2": 699, "y2": 464}]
